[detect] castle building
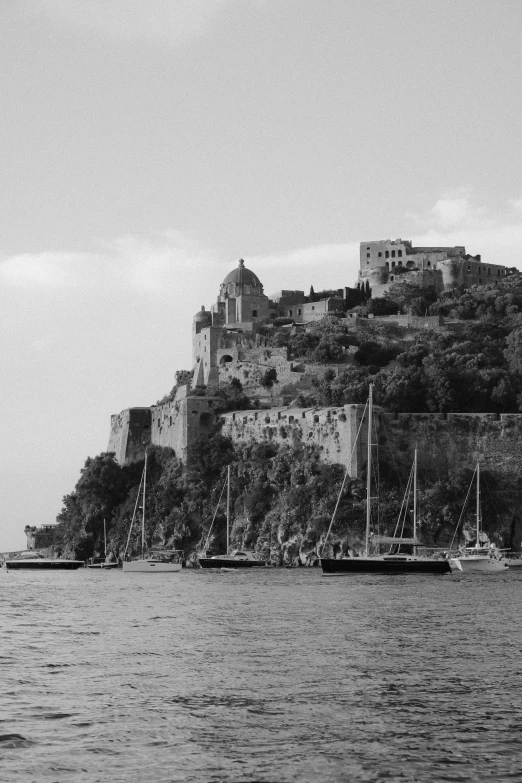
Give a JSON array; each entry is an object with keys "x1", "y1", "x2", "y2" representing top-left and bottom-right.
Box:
[
  {"x1": 359, "y1": 239, "x2": 508, "y2": 298},
  {"x1": 192, "y1": 259, "x2": 272, "y2": 386}
]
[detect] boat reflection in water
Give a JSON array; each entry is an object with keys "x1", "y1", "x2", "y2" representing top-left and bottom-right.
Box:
[
  {"x1": 320, "y1": 384, "x2": 451, "y2": 576},
  {"x1": 4, "y1": 551, "x2": 84, "y2": 571}
]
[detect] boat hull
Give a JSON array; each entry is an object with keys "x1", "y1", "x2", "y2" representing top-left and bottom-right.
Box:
[
  {"x1": 449, "y1": 557, "x2": 508, "y2": 573},
  {"x1": 122, "y1": 561, "x2": 182, "y2": 573},
  {"x1": 5, "y1": 560, "x2": 83, "y2": 570},
  {"x1": 199, "y1": 558, "x2": 266, "y2": 569},
  {"x1": 321, "y1": 557, "x2": 451, "y2": 575}
]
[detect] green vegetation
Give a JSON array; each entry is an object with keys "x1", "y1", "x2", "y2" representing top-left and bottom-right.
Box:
[
  {"x1": 53, "y1": 273, "x2": 522, "y2": 562},
  {"x1": 54, "y1": 434, "x2": 512, "y2": 562}
]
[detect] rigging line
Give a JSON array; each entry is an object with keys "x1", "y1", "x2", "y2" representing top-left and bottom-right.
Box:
[
  {"x1": 319, "y1": 398, "x2": 369, "y2": 557},
  {"x1": 202, "y1": 473, "x2": 228, "y2": 553},
  {"x1": 380, "y1": 414, "x2": 405, "y2": 496},
  {"x1": 390, "y1": 463, "x2": 414, "y2": 551},
  {"x1": 123, "y1": 467, "x2": 145, "y2": 559},
  {"x1": 448, "y1": 465, "x2": 477, "y2": 551}
]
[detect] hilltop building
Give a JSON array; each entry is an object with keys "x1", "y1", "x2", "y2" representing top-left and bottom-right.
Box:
[
  {"x1": 359, "y1": 239, "x2": 508, "y2": 297},
  {"x1": 108, "y1": 244, "x2": 520, "y2": 477}
]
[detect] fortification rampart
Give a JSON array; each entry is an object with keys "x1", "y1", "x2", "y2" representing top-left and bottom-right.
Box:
[
  {"x1": 382, "y1": 412, "x2": 522, "y2": 480},
  {"x1": 108, "y1": 407, "x2": 152, "y2": 465},
  {"x1": 221, "y1": 406, "x2": 522, "y2": 495},
  {"x1": 108, "y1": 386, "x2": 220, "y2": 465},
  {"x1": 221, "y1": 404, "x2": 368, "y2": 476}
]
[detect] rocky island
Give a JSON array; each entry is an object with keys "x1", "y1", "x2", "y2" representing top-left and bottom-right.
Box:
[{"x1": 29, "y1": 242, "x2": 522, "y2": 564}]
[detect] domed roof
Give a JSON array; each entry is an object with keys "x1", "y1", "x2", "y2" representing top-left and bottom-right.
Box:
[
  {"x1": 194, "y1": 305, "x2": 210, "y2": 321},
  {"x1": 222, "y1": 259, "x2": 262, "y2": 288}
]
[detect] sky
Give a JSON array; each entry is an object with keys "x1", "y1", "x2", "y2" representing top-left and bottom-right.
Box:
[{"x1": 1, "y1": 0, "x2": 521, "y2": 551}]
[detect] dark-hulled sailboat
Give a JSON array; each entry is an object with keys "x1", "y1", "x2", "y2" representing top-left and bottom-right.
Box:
[
  {"x1": 320, "y1": 385, "x2": 451, "y2": 576},
  {"x1": 198, "y1": 466, "x2": 266, "y2": 569}
]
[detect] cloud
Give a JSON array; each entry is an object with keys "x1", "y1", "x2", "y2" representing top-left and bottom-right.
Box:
[
  {"x1": 406, "y1": 191, "x2": 522, "y2": 267},
  {"x1": 0, "y1": 230, "x2": 220, "y2": 294},
  {"x1": 245, "y1": 242, "x2": 361, "y2": 294},
  {"x1": 18, "y1": 0, "x2": 231, "y2": 44}
]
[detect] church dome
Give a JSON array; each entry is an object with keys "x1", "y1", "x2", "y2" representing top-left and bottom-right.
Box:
[
  {"x1": 193, "y1": 305, "x2": 210, "y2": 321},
  {"x1": 222, "y1": 259, "x2": 262, "y2": 289}
]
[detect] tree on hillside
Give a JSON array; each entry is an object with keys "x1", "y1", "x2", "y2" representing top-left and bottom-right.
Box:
[{"x1": 384, "y1": 280, "x2": 437, "y2": 314}]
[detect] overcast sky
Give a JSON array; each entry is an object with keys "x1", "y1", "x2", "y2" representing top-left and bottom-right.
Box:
[{"x1": 1, "y1": 0, "x2": 521, "y2": 551}]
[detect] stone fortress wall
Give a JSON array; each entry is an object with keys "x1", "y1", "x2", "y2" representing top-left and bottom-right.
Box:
[
  {"x1": 221, "y1": 405, "x2": 522, "y2": 489},
  {"x1": 108, "y1": 246, "x2": 521, "y2": 499}
]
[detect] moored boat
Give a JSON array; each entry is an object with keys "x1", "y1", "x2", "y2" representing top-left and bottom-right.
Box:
[
  {"x1": 122, "y1": 450, "x2": 183, "y2": 574},
  {"x1": 86, "y1": 521, "x2": 120, "y2": 569},
  {"x1": 320, "y1": 385, "x2": 451, "y2": 576},
  {"x1": 5, "y1": 551, "x2": 84, "y2": 570},
  {"x1": 199, "y1": 550, "x2": 266, "y2": 569},
  {"x1": 198, "y1": 466, "x2": 266, "y2": 569},
  {"x1": 448, "y1": 463, "x2": 508, "y2": 574}
]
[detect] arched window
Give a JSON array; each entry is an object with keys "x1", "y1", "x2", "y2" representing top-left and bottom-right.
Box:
[
  {"x1": 398, "y1": 250, "x2": 402, "y2": 257},
  {"x1": 391, "y1": 261, "x2": 396, "y2": 269},
  {"x1": 228, "y1": 283, "x2": 234, "y2": 295},
  {"x1": 385, "y1": 261, "x2": 389, "y2": 270},
  {"x1": 385, "y1": 251, "x2": 390, "y2": 259},
  {"x1": 391, "y1": 250, "x2": 396, "y2": 258}
]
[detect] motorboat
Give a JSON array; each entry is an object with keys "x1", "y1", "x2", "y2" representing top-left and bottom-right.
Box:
[
  {"x1": 4, "y1": 551, "x2": 84, "y2": 570},
  {"x1": 448, "y1": 463, "x2": 508, "y2": 573}
]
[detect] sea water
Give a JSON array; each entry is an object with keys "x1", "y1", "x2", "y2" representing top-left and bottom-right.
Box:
[{"x1": 1, "y1": 567, "x2": 522, "y2": 782}]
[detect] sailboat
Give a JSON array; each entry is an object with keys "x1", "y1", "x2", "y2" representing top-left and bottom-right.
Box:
[
  {"x1": 448, "y1": 463, "x2": 508, "y2": 573},
  {"x1": 320, "y1": 384, "x2": 451, "y2": 575},
  {"x1": 122, "y1": 451, "x2": 182, "y2": 573},
  {"x1": 198, "y1": 466, "x2": 266, "y2": 569},
  {"x1": 86, "y1": 519, "x2": 119, "y2": 569}
]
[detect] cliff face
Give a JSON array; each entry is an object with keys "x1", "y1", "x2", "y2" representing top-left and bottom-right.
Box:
[{"x1": 221, "y1": 406, "x2": 522, "y2": 552}]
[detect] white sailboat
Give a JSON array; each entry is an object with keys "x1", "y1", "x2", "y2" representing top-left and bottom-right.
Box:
[
  {"x1": 122, "y1": 451, "x2": 182, "y2": 573},
  {"x1": 448, "y1": 463, "x2": 508, "y2": 573}
]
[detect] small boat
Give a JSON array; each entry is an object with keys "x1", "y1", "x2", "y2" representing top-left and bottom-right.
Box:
[
  {"x1": 123, "y1": 549, "x2": 183, "y2": 572},
  {"x1": 505, "y1": 554, "x2": 522, "y2": 568},
  {"x1": 448, "y1": 463, "x2": 508, "y2": 574},
  {"x1": 320, "y1": 385, "x2": 451, "y2": 576},
  {"x1": 198, "y1": 466, "x2": 266, "y2": 569},
  {"x1": 86, "y1": 520, "x2": 120, "y2": 569},
  {"x1": 122, "y1": 450, "x2": 182, "y2": 574},
  {"x1": 200, "y1": 550, "x2": 267, "y2": 569},
  {"x1": 4, "y1": 551, "x2": 83, "y2": 571}
]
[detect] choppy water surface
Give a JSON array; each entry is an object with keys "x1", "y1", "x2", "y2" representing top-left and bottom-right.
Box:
[{"x1": 2, "y1": 567, "x2": 522, "y2": 782}]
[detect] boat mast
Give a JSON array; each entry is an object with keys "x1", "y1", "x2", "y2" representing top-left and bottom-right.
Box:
[
  {"x1": 476, "y1": 461, "x2": 480, "y2": 548},
  {"x1": 142, "y1": 450, "x2": 147, "y2": 559},
  {"x1": 365, "y1": 384, "x2": 373, "y2": 557},
  {"x1": 226, "y1": 464, "x2": 231, "y2": 554},
  {"x1": 413, "y1": 447, "x2": 417, "y2": 556},
  {"x1": 103, "y1": 518, "x2": 106, "y2": 558}
]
